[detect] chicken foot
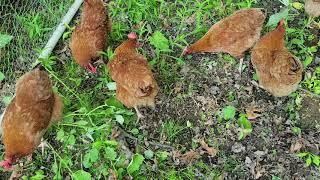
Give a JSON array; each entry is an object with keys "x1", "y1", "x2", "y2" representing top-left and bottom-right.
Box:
[
  {"x1": 38, "y1": 139, "x2": 49, "y2": 156},
  {"x1": 25, "y1": 138, "x2": 49, "y2": 162},
  {"x1": 238, "y1": 58, "x2": 244, "y2": 75},
  {"x1": 9, "y1": 165, "x2": 22, "y2": 180},
  {"x1": 134, "y1": 106, "x2": 144, "y2": 123}
]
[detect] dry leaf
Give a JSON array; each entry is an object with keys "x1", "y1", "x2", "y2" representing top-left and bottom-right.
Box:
[
  {"x1": 56, "y1": 44, "x2": 68, "y2": 54},
  {"x1": 200, "y1": 139, "x2": 217, "y2": 156},
  {"x1": 185, "y1": 13, "x2": 196, "y2": 25},
  {"x1": 172, "y1": 150, "x2": 200, "y2": 165},
  {"x1": 246, "y1": 106, "x2": 262, "y2": 120},
  {"x1": 290, "y1": 139, "x2": 304, "y2": 153},
  {"x1": 204, "y1": 120, "x2": 214, "y2": 126},
  {"x1": 174, "y1": 82, "x2": 183, "y2": 93},
  {"x1": 111, "y1": 128, "x2": 121, "y2": 139},
  {"x1": 108, "y1": 169, "x2": 117, "y2": 180},
  {"x1": 253, "y1": 161, "x2": 265, "y2": 179},
  {"x1": 133, "y1": 21, "x2": 145, "y2": 29}
]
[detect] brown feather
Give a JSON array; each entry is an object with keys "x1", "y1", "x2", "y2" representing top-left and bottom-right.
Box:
[
  {"x1": 187, "y1": 8, "x2": 265, "y2": 58},
  {"x1": 1, "y1": 68, "x2": 63, "y2": 163},
  {"x1": 251, "y1": 20, "x2": 303, "y2": 97},
  {"x1": 70, "y1": 0, "x2": 111, "y2": 67},
  {"x1": 107, "y1": 37, "x2": 159, "y2": 109}
]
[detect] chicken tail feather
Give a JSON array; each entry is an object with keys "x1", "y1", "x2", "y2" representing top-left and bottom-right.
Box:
[
  {"x1": 139, "y1": 85, "x2": 153, "y2": 97},
  {"x1": 289, "y1": 57, "x2": 302, "y2": 74}
]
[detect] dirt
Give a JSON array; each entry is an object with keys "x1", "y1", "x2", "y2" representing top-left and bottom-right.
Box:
[
  {"x1": 299, "y1": 95, "x2": 320, "y2": 130},
  {"x1": 137, "y1": 52, "x2": 320, "y2": 179}
]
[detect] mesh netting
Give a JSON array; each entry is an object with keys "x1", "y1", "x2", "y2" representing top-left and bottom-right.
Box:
[{"x1": 0, "y1": 0, "x2": 73, "y2": 80}]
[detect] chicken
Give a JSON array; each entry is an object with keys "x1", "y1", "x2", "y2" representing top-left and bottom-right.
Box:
[
  {"x1": 305, "y1": 0, "x2": 320, "y2": 17},
  {"x1": 0, "y1": 67, "x2": 63, "y2": 170},
  {"x1": 107, "y1": 32, "x2": 159, "y2": 121},
  {"x1": 251, "y1": 20, "x2": 303, "y2": 97},
  {"x1": 182, "y1": 8, "x2": 265, "y2": 73},
  {"x1": 70, "y1": 0, "x2": 111, "y2": 73}
]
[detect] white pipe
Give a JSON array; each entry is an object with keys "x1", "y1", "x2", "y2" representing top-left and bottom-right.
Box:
[
  {"x1": 0, "y1": 95, "x2": 13, "y2": 135},
  {"x1": 36, "y1": 0, "x2": 83, "y2": 63},
  {"x1": 0, "y1": 109, "x2": 5, "y2": 135}
]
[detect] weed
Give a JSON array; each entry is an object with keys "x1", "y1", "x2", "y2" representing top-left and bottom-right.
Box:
[
  {"x1": 237, "y1": 114, "x2": 252, "y2": 140},
  {"x1": 161, "y1": 121, "x2": 186, "y2": 142},
  {"x1": 222, "y1": 105, "x2": 236, "y2": 120},
  {"x1": 0, "y1": 33, "x2": 13, "y2": 48},
  {"x1": 297, "y1": 152, "x2": 320, "y2": 167}
]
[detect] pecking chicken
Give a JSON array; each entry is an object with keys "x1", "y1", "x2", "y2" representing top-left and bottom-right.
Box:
[
  {"x1": 182, "y1": 8, "x2": 265, "y2": 73},
  {"x1": 0, "y1": 67, "x2": 63, "y2": 170},
  {"x1": 70, "y1": 0, "x2": 111, "y2": 73},
  {"x1": 107, "y1": 32, "x2": 159, "y2": 121},
  {"x1": 305, "y1": 0, "x2": 320, "y2": 17},
  {"x1": 251, "y1": 19, "x2": 303, "y2": 97}
]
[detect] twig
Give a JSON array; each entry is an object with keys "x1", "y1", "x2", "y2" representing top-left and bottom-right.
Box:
[
  {"x1": 298, "y1": 88, "x2": 320, "y2": 98},
  {"x1": 46, "y1": 142, "x2": 73, "y2": 174},
  {"x1": 250, "y1": 80, "x2": 261, "y2": 89},
  {"x1": 117, "y1": 126, "x2": 174, "y2": 150},
  {"x1": 9, "y1": 166, "x2": 21, "y2": 180}
]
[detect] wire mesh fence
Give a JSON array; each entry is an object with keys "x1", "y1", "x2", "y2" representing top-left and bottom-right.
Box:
[
  {"x1": 0, "y1": 0, "x2": 74, "y2": 112},
  {"x1": 0, "y1": 0, "x2": 73, "y2": 80}
]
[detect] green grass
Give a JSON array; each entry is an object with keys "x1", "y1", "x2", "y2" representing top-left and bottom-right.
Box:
[{"x1": 1, "y1": 0, "x2": 320, "y2": 179}]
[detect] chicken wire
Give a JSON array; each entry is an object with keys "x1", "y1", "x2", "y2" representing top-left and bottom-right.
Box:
[{"x1": 0, "y1": 0, "x2": 73, "y2": 79}]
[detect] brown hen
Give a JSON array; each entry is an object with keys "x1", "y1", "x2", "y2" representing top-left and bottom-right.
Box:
[
  {"x1": 251, "y1": 20, "x2": 303, "y2": 97},
  {"x1": 107, "y1": 32, "x2": 159, "y2": 120},
  {"x1": 70, "y1": 0, "x2": 111, "y2": 73},
  {"x1": 0, "y1": 67, "x2": 63, "y2": 170},
  {"x1": 183, "y1": 8, "x2": 265, "y2": 72},
  {"x1": 305, "y1": 0, "x2": 320, "y2": 17}
]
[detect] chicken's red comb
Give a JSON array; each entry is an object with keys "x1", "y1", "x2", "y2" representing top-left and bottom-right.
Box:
[
  {"x1": 0, "y1": 159, "x2": 13, "y2": 170},
  {"x1": 128, "y1": 32, "x2": 137, "y2": 40}
]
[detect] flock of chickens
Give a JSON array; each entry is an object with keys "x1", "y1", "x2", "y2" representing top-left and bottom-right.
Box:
[{"x1": 0, "y1": 0, "x2": 318, "y2": 173}]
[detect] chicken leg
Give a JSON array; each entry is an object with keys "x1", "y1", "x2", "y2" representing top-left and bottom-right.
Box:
[
  {"x1": 9, "y1": 165, "x2": 21, "y2": 180},
  {"x1": 134, "y1": 106, "x2": 144, "y2": 123},
  {"x1": 38, "y1": 138, "x2": 49, "y2": 156},
  {"x1": 238, "y1": 58, "x2": 244, "y2": 75}
]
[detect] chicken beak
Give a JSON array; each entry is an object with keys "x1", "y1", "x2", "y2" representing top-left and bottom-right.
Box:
[
  {"x1": 85, "y1": 63, "x2": 97, "y2": 73},
  {"x1": 180, "y1": 47, "x2": 189, "y2": 57}
]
